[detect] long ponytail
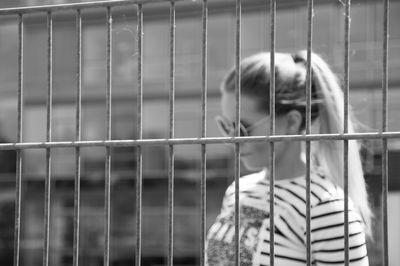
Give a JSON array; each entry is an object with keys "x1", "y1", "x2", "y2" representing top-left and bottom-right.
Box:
[{"x1": 295, "y1": 51, "x2": 372, "y2": 237}]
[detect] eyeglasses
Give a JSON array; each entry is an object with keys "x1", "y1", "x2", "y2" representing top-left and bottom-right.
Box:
[{"x1": 215, "y1": 115, "x2": 270, "y2": 137}]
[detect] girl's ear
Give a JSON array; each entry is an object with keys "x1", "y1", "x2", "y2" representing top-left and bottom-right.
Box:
[{"x1": 285, "y1": 109, "x2": 303, "y2": 134}]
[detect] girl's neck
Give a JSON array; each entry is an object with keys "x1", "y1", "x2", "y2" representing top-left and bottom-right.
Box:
[
  {"x1": 274, "y1": 141, "x2": 306, "y2": 181},
  {"x1": 275, "y1": 157, "x2": 306, "y2": 181}
]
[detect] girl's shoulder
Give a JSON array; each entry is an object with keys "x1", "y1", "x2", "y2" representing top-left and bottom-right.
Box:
[
  {"x1": 275, "y1": 171, "x2": 346, "y2": 208},
  {"x1": 225, "y1": 169, "x2": 268, "y2": 195}
]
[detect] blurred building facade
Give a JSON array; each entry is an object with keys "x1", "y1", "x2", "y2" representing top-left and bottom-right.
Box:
[{"x1": 0, "y1": 0, "x2": 400, "y2": 265}]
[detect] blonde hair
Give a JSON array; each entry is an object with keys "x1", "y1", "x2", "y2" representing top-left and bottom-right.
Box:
[{"x1": 221, "y1": 50, "x2": 372, "y2": 236}]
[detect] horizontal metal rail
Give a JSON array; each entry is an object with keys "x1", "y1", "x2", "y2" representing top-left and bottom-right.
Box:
[
  {"x1": 0, "y1": 0, "x2": 199, "y2": 15},
  {"x1": 0, "y1": 132, "x2": 398, "y2": 150}
]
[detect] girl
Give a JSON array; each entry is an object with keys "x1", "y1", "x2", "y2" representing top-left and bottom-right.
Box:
[{"x1": 206, "y1": 51, "x2": 371, "y2": 266}]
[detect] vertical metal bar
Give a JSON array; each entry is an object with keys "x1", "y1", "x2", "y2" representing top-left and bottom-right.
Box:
[
  {"x1": 343, "y1": 1, "x2": 351, "y2": 265},
  {"x1": 104, "y1": 6, "x2": 112, "y2": 266},
  {"x1": 305, "y1": 1, "x2": 313, "y2": 265},
  {"x1": 168, "y1": 1, "x2": 176, "y2": 266},
  {"x1": 13, "y1": 13, "x2": 24, "y2": 266},
  {"x1": 269, "y1": 1, "x2": 276, "y2": 265},
  {"x1": 381, "y1": 0, "x2": 389, "y2": 265},
  {"x1": 43, "y1": 10, "x2": 53, "y2": 266},
  {"x1": 200, "y1": 0, "x2": 208, "y2": 265},
  {"x1": 234, "y1": 0, "x2": 241, "y2": 265},
  {"x1": 73, "y1": 9, "x2": 82, "y2": 266},
  {"x1": 135, "y1": 3, "x2": 143, "y2": 266}
]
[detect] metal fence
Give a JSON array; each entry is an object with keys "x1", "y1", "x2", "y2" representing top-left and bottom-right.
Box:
[{"x1": 0, "y1": 0, "x2": 396, "y2": 266}]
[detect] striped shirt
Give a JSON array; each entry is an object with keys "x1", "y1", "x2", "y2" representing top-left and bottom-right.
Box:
[{"x1": 206, "y1": 170, "x2": 369, "y2": 266}]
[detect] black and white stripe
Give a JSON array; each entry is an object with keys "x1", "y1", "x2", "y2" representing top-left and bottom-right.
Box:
[{"x1": 206, "y1": 170, "x2": 369, "y2": 266}]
